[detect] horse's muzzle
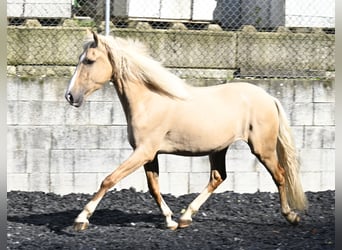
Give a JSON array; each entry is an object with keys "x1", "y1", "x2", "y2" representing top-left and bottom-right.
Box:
[{"x1": 65, "y1": 91, "x2": 83, "y2": 107}]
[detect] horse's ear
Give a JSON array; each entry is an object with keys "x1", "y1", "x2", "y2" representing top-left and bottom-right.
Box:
[
  {"x1": 92, "y1": 31, "x2": 99, "y2": 47},
  {"x1": 86, "y1": 29, "x2": 100, "y2": 47}
]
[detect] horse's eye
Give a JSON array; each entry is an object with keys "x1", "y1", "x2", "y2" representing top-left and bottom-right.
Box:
[{"x1": 83, "y1": 58, "x2": 95, "y2": 65}]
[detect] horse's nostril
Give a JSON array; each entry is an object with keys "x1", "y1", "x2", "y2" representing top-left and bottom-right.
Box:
[{"x1": 66, "y1": 92, "x2": 74, "y2": 103}]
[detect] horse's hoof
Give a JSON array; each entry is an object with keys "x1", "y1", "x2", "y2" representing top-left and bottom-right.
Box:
[
  {"x1": 178, "y1": 219, "x2": 192, "y2": 229},
  {"x1": 285, "y1": 212, "x2": 300, "y2": 225},
  {"x1": 166, "y1": 221, "x2": 179, "y2": 230},
  {"x1": 167, "y1": 224, "x2": 178, "y2": 231},
  {"x1": 73, "y1": 221, "x2": 89, "y2": 231},
  {"x1": 290, "y1": 215, "x2": 300, "y2": 225}
]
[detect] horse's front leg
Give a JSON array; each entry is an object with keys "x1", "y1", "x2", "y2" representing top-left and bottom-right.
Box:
[
  {"x1": 144, "y1": 157, "x2": 178, "y2": 230},
  {"x1": 73, "y1": 147, "x2": 154, "y2": 231}
]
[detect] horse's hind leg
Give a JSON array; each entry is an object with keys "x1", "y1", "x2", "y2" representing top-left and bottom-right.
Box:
[
  {"x1": 250, "y1": 144, "x2": 300, "y2": 225},
  {"x1": 178, "y1": 148, "x2": 228, "y2": 228},
  {"x1": 144, "y1": 156, "x2": 178, "y2": 230}
]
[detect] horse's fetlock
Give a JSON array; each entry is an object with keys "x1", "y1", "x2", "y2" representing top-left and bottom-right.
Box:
[{"x1": 187, "y1": 207, "x2": 198, "y2": 218}]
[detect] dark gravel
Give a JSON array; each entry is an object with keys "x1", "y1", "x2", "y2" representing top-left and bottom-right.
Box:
[{"x1": 7, "y1": 189, "x2": 334, "y2": 249}]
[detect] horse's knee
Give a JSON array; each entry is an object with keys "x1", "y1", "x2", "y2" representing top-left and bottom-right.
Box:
[
  {"x1": 208, "y1": 170, "x2": 225, "y2": 192},
  {"x1": 213, "y1": 169, "x2": 226, "y2": 182},
  {"x1": 101, "y1": 175, "x2": 115, "y2": 190}
]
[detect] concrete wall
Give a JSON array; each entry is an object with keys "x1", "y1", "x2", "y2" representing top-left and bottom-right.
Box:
[
  {"x1": 7, "y1": 26, "x2": 335, "y2": 78},
  {"x1": 7, "y1": 75, "x2": 335, "y2": 195}
]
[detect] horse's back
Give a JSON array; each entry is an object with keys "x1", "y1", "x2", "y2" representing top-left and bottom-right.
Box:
[
  {"x1": 221, "y1": 82, "x2": 276, "y2": 108},
  {"x1": 218, "y1": 82, "x2": 269, "y2": 97},
  {"x1": 189, "y1": 81, "x2": 274, "y2": 108}
]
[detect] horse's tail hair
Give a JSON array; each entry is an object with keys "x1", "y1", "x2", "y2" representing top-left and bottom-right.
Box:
[{"x1": 274, "y1": 98, "x2": 308, "y2": 211}]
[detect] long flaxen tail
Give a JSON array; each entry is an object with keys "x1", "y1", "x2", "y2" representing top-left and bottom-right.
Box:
[{"x1": 274, "y1": 98, "x2": 308, "y2": 211}]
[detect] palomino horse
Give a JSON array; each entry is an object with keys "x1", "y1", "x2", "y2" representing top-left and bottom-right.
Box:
[{"x1": 65, "y1": 30, "x2": 307, "y2": 231}]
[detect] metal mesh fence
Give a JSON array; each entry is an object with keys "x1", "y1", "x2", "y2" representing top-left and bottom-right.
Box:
[{"x1": 7, "y1": 0, "x2": 335, "y2": 79}]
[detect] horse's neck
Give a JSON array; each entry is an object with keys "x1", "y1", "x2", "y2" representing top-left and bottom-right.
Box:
[{"x1": 113, "y1": 79, "x2": 152, "y2": 121}]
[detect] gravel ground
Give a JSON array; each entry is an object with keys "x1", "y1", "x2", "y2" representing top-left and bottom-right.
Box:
[{"x1": 7, "y1": 189, "x2": 334, "y2": 249}]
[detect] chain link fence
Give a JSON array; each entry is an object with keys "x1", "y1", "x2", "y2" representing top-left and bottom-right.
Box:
[{"x1": 7, "y1": 0, "x2": 335, "y2": 78}]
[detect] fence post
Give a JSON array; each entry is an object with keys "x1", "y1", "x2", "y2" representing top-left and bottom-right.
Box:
[{"x1": 105, "y1": 0, "x2": 110, "y2": 35}]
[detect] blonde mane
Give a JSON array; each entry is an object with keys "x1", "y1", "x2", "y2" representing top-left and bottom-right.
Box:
[{"x1": 98, "y1": 34, "x2": 190, "y2": 99}]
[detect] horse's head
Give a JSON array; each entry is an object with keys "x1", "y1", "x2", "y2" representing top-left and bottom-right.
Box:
[{"x1": 65, "y1": 31, "x2": 112, "y2": 107}]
